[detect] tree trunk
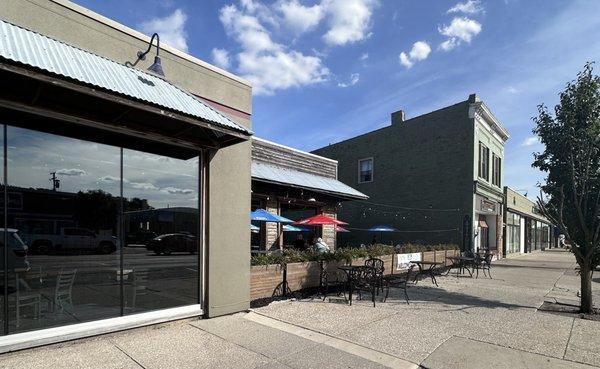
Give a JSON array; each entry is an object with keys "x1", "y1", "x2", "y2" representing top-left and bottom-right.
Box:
[{"x1": 580, "y1": 263, "x2": 594, "y2": 314}]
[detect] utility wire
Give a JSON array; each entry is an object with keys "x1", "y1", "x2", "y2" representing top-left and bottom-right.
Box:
[
  {"x1": 345, "y1": 226, "x2": 459, "y2": 233},
  {"x1": 344, "y1": 200, "x2": 461, "y2": 212}
]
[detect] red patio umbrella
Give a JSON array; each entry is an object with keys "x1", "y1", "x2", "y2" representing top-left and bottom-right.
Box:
[{"x1": 295, "y1": 214, "x2": 348, "y2": 226}]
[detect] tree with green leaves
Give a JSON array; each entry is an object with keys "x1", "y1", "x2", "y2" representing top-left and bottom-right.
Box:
[{"x1": 533, "y1": 62, "x2": 600, "y2": 314}]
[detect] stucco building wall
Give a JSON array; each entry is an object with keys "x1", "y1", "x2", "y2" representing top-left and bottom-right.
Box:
[{"x1": 2, "y1": 0, "x2": 252, "y2": 317}]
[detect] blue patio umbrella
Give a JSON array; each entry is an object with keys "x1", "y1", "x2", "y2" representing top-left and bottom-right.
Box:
[
  {"x1": 369, "y1": 225, "x2": 397, "y2": 232},
  {"x1": 368, "y1": 225, "x2": 397, "y2": 243},
  {"x1": 251, "y1": 209, "x2": 294, "y2": 251},
  {"x1": 283, "y1": 224, "x2": 311, "y2": 232},
  {"x1": 250, "y1": 209, "x2": 294, "y2": 223}
]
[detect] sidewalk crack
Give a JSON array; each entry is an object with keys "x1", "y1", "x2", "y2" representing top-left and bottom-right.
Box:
[
  {"x1": 562, "y1": 317, "x2": 576, "y2": 360},
  {"x1": 113, "y1": 343, "x2": 147, "y2": 369}
]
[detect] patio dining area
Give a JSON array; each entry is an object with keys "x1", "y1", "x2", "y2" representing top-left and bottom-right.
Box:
[{"x1": 316, "y1": 249, "x2": 496, "y2": 307}]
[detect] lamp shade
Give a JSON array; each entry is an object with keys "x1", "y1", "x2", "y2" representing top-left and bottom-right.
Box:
[{"x1": 148, "y1": 55, "x2": 165, "y2": 76}]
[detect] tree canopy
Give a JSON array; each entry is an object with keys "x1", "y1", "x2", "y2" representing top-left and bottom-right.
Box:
[{"x1": 533, "y1": 62, "x2": 600, "y2": 313}]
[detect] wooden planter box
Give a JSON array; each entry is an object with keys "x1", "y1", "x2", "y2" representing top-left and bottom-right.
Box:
[
  {"x1": 422, "y1": 251, "x2": 435, "y2": 263},
  {"x1": 250, "y1": 264, "x2": 284, "y2": 300}
]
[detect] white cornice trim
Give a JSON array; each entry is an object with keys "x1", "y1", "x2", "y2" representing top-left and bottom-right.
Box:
[
  {"x1": 49, "y1": 0, "x2": 251, "y2": 87},
  {"x1": 469, "y1": 101, "x2": 510, "y2": 142}
]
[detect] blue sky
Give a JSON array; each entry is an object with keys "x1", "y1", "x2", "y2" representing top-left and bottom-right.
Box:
[{"x1": 73, "y1": 0, "x2": 600, "y2": 197}]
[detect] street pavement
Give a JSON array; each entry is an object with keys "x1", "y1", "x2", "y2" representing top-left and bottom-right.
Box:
[{"x1": 0, "y1": 249, "x2": 599, "y2": 368}]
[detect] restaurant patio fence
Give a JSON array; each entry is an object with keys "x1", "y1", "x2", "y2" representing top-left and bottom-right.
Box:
[{"x1": 250, "y1": 250, "x2": 460, "y2": 300}]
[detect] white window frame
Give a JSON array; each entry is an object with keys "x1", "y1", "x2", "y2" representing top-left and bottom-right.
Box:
[
  {"x1": 358, "y1": 157, "x2": 374, "y2": 183},
  {"x1": 478, "y1": 142, "x2": 490, "y2": 182}
]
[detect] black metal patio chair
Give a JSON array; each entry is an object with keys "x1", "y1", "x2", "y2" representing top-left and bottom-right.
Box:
[
  {"x1": 354, "y1": 266, "x2": 380, "y2": 307},
  {"x1": 364, "y1": 258, "x2": 385, "y2": 294},
  {"x1": 384, "y1": 264, "x2": 416, "y2": 304},
  {"x1": 320, "y1": 264, "x2": 347, "y2": 301},
  {"x1": 473, "y1": 252, "x2": 493, "y2": 279}
]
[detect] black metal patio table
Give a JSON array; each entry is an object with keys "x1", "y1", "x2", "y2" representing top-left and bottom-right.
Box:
[
  {"x1": 410, "y1": 261, "x2": 444, "y2": 287},
  {"x1": 338, "y1": 265, "x2": 371, "y2": 306},
  {"x1": 445, "y1": 256, "x2": 475, "y2": 278}
]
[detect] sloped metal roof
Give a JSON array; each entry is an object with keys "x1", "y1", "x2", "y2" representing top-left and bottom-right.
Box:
[
  {"x1": 0, "y1": 19, "x2": 251, "y2": 135},
  {"x1": 252, "y1": 161, "x2": 368, "y2": 200}
]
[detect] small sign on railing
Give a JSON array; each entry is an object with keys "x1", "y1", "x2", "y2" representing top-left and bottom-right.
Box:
[{"x1": 396, "y1": 252, "x2": 421, "y2": 271}]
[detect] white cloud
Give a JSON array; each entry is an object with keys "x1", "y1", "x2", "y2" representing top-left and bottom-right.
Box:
[
  {"x1": 138, "y1": 9, "x2": 188, "y2": 52},
  {"x1": 447, "y1": 0, "x2": 484, "y2": 15},
  {"x1": 277, "y1": 0, "x2": 324, "y2": 34},
  {"x1": 238, "y1": 50, "x2": 329, "y2": 95},
  {"x1": 240, "y1": 0, "x2": 279, "y2": 27},
  {"x1": 99, "y1": 175, "x2": 119, "y2": 183},
  {"x1": 129, "y1": 181, "x2": 160, "y2": 191},
  {"x1": 211, "y1": 48, "x2": 231, "y2": 69},
  {"x1": 399, "y1": 41, "x2": 431, "y2": 68},
  {"x1": 438, "y1": 17, "x2": 482, "y2": 51},
  {"x1": 162, "y1": 186, "x2": 195, "y2": 195},
  {"x1": 338, "y1": 73, "x2": 360, "y2": 87},
  {"x1": 322, "y1": 0, "x2": 377, "y2": 46},
  {"x1": 522, "y1": 136, "x2": 540, "y2": 147},
  {"x1": 360, "y1": 52, "x2": 369, "y2": 61},
  {"x1": 56, "y1": 168, "x2": 86, "y2": 176},
  {"x1": 220, "y1": 3, "x2": 329, "y2": 95},
  {"x1": 220, "y1": 5, "x2": 277, "y2": 53}
]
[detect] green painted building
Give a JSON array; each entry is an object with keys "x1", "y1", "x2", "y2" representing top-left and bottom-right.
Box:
[{"x1": 313, "y1": 94, "x2": 510, "y2": 255}]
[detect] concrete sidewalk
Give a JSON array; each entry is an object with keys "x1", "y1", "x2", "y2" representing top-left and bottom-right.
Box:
[
  {"x1": 0, "y1": 312, "x2": 415, "y2": 369},
  {"x1": 255, "y1": 249, "x2": 600, "y2": 368},
  {"x1": 1, "y1": 249, "x2": 599, "y2": 369}
]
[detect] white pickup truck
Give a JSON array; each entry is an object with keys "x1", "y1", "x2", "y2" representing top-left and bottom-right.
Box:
[{"x1": 23, "y1": 227, "x2": 117, "y2": 254}]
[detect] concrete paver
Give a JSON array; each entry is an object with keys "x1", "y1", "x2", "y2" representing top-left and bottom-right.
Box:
[
  {"x1": 421, "y1": 336, "x2": 597, "y2": 369},
  {"x1": 280, "y1": 344, "x2": 388, "y2": 369},
  {"x1": 565, "y1": 318, "x2": 600, "y2": 367},
  {"x1": 0, "y1": 335, "x2": 141, "y2": 369},
  {"x1": 191, "y1": 314, "x2": 317, "y2": 359},
  {"x1": 110, "y1": 321, "x2": 274, "y2": 369}
]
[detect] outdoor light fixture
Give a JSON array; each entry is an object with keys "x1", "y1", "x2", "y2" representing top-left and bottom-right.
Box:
[
  {"x1": 307, "y1": 197, "x2": 316, "y2": 202},
  {"x1": 132, "y1": 33, "x2": 165, "y2": 77}
]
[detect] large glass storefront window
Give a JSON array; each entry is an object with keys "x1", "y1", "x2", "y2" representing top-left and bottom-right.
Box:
[
  {"x1": 0, "y1": 125, "x2": 201, "y2": 335},
  {"x1": 123, "y1": 149, "x2": 199, "y2": 313},
  {"x1": 506, "y1": 212, "x2": 521, "y2": 254}
]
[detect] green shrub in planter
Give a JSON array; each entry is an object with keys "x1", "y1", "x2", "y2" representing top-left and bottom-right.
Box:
[{"x1": 250, "y1": 243, "x2": 458, "y2": 266}]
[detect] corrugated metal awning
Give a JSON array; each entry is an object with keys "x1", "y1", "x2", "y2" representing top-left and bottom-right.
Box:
[
  {"x1": 0, "y1": 19, "x2": 251, "y2": 137},
  {"x1": 252, "y1": 161, "x2": 368, "y2": 200}
]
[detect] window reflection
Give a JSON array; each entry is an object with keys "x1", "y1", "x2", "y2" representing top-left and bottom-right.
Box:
[
  {"x1": 123, "y1": 149, "x2": 199, "y2": 313},
  {"x1": 5, "y1": 126, "x2": 121, "y2": 334},
  {"x1": 0, "y1": 125, "x2": 201, "y2": 335}
]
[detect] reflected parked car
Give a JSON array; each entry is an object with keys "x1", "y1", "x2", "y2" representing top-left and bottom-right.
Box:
[
  {"x1": 126, "y1": 230, "x2": 158, "y2": 246},
  {"x1": 23, "y1": 227, "x2": 116, "y2": 254},
  {"x1": 146, "y1": 233, "x2": 197, "y2": 255},
  {"x1": 0, "y1": 228, "x2": 30, "y2": 272}
]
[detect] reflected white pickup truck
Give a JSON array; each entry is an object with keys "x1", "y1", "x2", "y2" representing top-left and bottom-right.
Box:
[{"x1": 24, "y1": 227, "x2": 117, "y2": 254}]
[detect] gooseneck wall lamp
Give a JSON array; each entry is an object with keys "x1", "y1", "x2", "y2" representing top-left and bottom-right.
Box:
[{"x1": 130, "y1": 33, "x2": 165, "y2": 77}]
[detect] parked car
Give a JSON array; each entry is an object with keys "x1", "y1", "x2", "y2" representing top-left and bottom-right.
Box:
[
  {"x1": 146, "y1": 233, "x2": 197, "y2": 255},
  {"x1": 0, "y1": 228, "x2": 30, "y2": 272},
  {"x1": 23, "y1": 227, "x2": 117, "y2": 254},
  {"x1": 126, "y1": 230, "x2": 158, "y2": 246}
]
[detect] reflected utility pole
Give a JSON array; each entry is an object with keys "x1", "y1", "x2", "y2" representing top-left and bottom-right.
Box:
[{"x1": 50, "y1": 171, "x2": 60, "y2": 191}]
